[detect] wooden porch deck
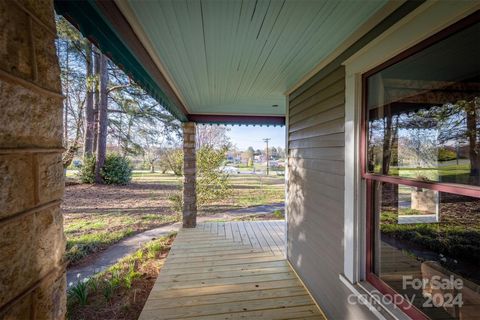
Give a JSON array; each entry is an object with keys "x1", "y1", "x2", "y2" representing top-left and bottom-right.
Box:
[{"x1": 139, "y1": 221, "x2": 326, "y2": 320}]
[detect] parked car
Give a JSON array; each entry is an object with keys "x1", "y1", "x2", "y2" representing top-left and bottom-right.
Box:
[{"x1": 221, "y1": 166, "x2": 240, "y2": 174}]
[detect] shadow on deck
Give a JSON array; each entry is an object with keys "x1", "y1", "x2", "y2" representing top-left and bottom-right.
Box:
[{"x1": 139, "y1": 221, "x2": 326, "y2": 320}]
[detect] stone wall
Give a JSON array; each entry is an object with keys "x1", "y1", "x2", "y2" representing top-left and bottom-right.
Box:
[
  {"x1": 0, "y1": 0, "x2": 66, "y2": 319},
  {"x1": 182, "y1": 122, "x2": 197, "y2": 228}
]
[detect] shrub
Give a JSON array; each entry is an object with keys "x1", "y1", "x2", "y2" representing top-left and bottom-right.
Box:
[
  {"x1": 196, "y1": 147, "x2": 231, "y2": 205},
  {"x1": 168, "y1": 193, "x2": 183, "y2": 215},
  {"x1": 438, "y1": 148, "x2": 457, "y2": 162},
  {"x1": 273, "y1": 210, "x2": 284, "y2": 219},
  {"x1": 169, "y1": 147, "x2": 231, "y2": 212},
  {"x1": 159, "y1": 148, "x2": 183, "y2": 175},
  {"x1": 78, "y1": 156, "x2": 96, "y2": 184},
  {"x1": 101, "y1": 153, "x2": 132, "y2": 185}
]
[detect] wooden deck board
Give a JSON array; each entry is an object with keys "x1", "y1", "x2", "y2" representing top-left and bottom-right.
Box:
[{"x1": 139, "y1": 221, "x2": 325, "y2": 320}]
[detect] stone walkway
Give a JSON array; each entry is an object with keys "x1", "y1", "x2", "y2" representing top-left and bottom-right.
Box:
[
  {"x1": 67, "y1": 202, "x2": 284, "y2": 286},
  {"x1": 222, "y1": 202, "x2": 284, "y2": 216}
]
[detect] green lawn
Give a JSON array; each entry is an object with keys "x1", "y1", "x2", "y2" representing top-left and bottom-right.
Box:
[
  {"x1": 64, "y1": 171, "x2": 285, "y2": 265},
  {"x1": 381, "y1": 210, "x2": 480, "y2": 266},
  {"x1": 387, "y1": 163, "x2": 472, "y2": 183},
  {"x1": 199, "y1": 174, "x2": 284, "y2": 214}
]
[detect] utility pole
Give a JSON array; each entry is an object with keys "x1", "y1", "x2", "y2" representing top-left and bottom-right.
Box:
[{"x1": 263, "y1": 138, "x2": 271, "y2": 176}]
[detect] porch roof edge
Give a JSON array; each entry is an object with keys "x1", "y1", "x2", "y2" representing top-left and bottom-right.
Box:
[{"x1": 188, "y1": 114, "x2": 285, "y2": 126}]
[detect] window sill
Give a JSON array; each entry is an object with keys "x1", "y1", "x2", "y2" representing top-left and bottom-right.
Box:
[{"x1": 339, "y1": 274, "x2": 413, "y2": 320}]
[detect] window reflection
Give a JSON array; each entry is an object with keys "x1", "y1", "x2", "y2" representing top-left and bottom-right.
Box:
[
  {"x1": 366, "y1": 22, "x2": 480, "y2": 186},
  {"x1": 373, "y1": 182, "x2": 480, "y2": 319}
]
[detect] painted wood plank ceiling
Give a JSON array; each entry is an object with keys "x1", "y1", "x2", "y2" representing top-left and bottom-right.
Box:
[{"x1": 120, "y1": 0, "x2": 387, "y2": 116}]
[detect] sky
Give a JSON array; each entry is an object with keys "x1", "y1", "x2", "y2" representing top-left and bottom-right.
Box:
[{"x1": 225, "y1": 125, "x2": 286, "y2": 150}]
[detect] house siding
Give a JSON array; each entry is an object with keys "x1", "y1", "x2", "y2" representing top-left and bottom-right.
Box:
[{"x1": 287, "y1": 66, "x2": 372, "y2": 319}]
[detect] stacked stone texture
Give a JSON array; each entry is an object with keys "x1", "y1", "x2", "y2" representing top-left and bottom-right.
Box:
[
  {"x1": 0, "y1": 0, "x2": 66, "y2": 319},
  {"x1": 182, "y1": 122, "x2": 197, "y2": 228}
]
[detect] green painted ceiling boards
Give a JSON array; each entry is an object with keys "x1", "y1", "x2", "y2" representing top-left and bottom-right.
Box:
[{"x1": 120, "y1": 0, "x2": 387, "y2": 116}]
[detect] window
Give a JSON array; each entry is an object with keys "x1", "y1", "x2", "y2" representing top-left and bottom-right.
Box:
[{"x1": 364, "y1": 14, "x2": 480, "y2": 320}]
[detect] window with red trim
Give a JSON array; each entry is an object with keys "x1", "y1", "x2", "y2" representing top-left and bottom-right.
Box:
[{"x1": 364, "y1": 14, "x2": 480, "y2": 320}]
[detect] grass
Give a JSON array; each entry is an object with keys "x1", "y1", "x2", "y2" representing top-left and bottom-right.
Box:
[
  {"x1": 232, "y1": 209, "x2": 285, "y2": 221},
  {"x1": 398, "y1": 208, "x2": 425, "y2": 216},
  {"x1": 67, "y1": 233, "x2": 175, "y2": 320},
  {"x1": 66, "y1": 229, "x2": 136, "y2": 264},
  {"x1": 381, "y1": 211, "x2": 480, "y2": 264},
  {"x1": 203, "y1": 175, "x2": 284, "y2": 212},
  {"x1": 64, "y1": 171, "x2": 285, "y2": 265},
  {"x1": 386, "y1": 163, "x2": 473, "y2": 184},
  {"x1": 63, "y1": 172, "x2": 182, "y2": 265},
  {"x1": 64, "y1": 213, "x2": 178, "y2": 265}
]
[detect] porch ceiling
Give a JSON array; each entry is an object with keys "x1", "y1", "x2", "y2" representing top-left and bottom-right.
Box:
[
  {"x1": 55, "y1": 0, "x2": 389, "y2": 123},
  {"x1": 117, "y1": 0, "x2": 387, "y2": 117}
]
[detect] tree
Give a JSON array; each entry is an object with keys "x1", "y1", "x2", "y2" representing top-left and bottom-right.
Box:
[
  {"x1": 107, "y1": 63, "x2": 180, "y2": 157},
  {"x1": 56, "y1": 16, "x2": 182, "y2": 182},
  {"x1": 432, "y1": 98, "x2": 479, "y2": 184},
  {"x1": 246, "y1": 146, "x2": 255, "y2": 159},
  {"x1": 138, "y1": 125, "x2": 165, "y2": 173},
  {"x1": 56, "y1": 16, "x2": 89, "y2": 168},
  {"x1": 93, "y1": 47, "x2": 101, "y2": 152},
  {"x1": 83, "y1": 43, "x2": 95, "y2": 158},
  {"x1": 62, "y1": 97, "x2": 85, "y2": 168},
  {"x1": 94, "y1": 53, "x2": 109, "y2": 183},
  {"x1": 159, "y1": 148, "x2": 183, "y2": 175},
  {"x1": 271, "y1": 146, "x2": 278, "y2": 159},
  {"x1": 276, "y1": 146, "x2": 285, "y2": 158},
  {"x1": 196, "y1": 125, "x2": 231, "y2": 149}
]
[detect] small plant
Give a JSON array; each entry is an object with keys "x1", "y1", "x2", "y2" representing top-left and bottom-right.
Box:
[
  {"x1": 78, "y1": 156, "x2": 96, "y2": 184},
  {"x1": 101, "y1": 153, "x2": 133, "y2": 185},
  {"x1": 110, "y1": 269, "x2": 122, "y2": 288},
  {"x1": 146, "y1": 242, "x2": 161, "y2": 259},
  {"x1": 103, "y1": 279, "x2": 115, "y2": 302},
  {"x1": 67, "y1": 233, "x2": 176, "y2": 318},
  {"x1": 68, "y1": 280, "x2": 89, "y2": 306},
  {"x1": 88, "y1": 278, "x2": 98, "y2": 293},
  {"x1": 124, "y1": 262, "x2": 140, "y2": 289},
  {"x1": 273, "y1": 209, "x2": 284, "y2": 219}
]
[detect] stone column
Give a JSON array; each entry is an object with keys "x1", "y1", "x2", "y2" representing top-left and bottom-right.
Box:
[
  {"x1": 0, "y1": 1, "x2": 66, "y2": 318},
  {"x1": 183, "y1": 122, "x2": 197, "y2": 228}
]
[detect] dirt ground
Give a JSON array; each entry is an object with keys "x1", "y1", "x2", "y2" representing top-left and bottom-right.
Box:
[
  {"x1": 62, "y1": 172, "x2": 284, "y2": 266},
  {"x1": 63, "y1": 179, "x2": 178, "y2": 217},
  {"x1": 67, "y1": 239, "x2": 173, "y2": 320}
]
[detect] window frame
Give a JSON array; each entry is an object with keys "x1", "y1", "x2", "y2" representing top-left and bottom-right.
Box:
[{"x1": 362, "y1": 11, "x2": 480, "y2": 320}]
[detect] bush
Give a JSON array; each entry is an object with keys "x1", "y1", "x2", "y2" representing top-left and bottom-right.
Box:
[
  {"x1": 101, "y1": 153, "x2": 132, "y2": 185},
  {"x1": 78, "y1": 156, "x2": 96, "y2": 183},
  {"x1": 196, "y1": 147, "x2": 231, "y2": 206},
  {"x1": 438, "y1": 148, "x2": 457, "y2": 161},
  {"x1": 169, "y1": 147, "x2": 231, "y2": 212},
  {"x1": 159, "y1": 149, "x2": 183, "y2": 175}
]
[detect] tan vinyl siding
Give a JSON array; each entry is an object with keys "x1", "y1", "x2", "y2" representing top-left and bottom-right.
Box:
[{"x1": 287, "y1": 66, "x2": 371, "y2": 319}]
